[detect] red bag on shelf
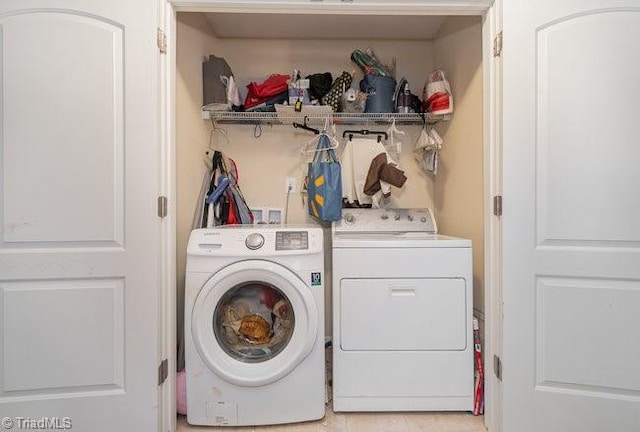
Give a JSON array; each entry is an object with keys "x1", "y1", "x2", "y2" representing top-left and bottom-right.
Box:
[
  {"x1": 244, "y1": 74, "x2": 290, "y2": 109},
  {"x1": 422, "y1": 69, "x2": 454, "y2": 115}
]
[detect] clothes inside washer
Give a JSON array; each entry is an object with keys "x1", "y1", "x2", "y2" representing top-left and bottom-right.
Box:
[{"x1": 217, "y1": 284, "x2": 294, "y2": 361}]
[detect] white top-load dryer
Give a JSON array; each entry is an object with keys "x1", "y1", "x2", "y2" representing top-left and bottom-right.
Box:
[
  {"x1": 332, "y1": 208, "x2": 473, "y2": 412},
  {"x1": 185, "y1": 226, "x2": 325, "y2": 426}
]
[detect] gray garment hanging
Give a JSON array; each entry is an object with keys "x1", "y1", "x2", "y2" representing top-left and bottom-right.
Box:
[{"x1": 177, "y1": 168, "x2": 212, "y2": 372}]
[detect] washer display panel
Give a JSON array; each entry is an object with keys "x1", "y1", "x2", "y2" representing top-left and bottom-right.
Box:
[{"x1": 214, "y1": 282, "x2": 294, "y2": 363}]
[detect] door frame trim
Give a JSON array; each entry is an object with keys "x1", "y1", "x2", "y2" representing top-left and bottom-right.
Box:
[
  {"x1": 159, "y1": 1, "x2": 178, "y2": 431},
  {"x1": 482, "y1": 0, "x2": 503, "y2": 431},
  {"x1": 159, "y1": 1, "x2": 502, "y2": 431}
]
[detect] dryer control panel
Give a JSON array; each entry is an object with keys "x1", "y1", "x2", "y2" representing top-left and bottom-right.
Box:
[{"x1": 334, "y1": 208, "x2": 437, "y2": 234}]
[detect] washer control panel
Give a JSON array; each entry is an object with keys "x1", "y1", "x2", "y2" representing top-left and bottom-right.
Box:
[
  {"x1": 188, "y1": 227, "x2": 322, "y2": 256},
  {"x1": 245, "y1": 232, "x2": 265, "y2": 250},
  {"x1": 275, "y1": 231, "x2": 309, "y2": 250}
]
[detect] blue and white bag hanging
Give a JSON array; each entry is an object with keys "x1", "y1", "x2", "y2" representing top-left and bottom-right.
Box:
[{"x1": 307, "y1": 134, "x2": 342, "y2": 222}]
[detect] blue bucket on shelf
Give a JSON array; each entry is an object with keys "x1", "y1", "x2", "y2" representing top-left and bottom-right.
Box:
[{"x1": 360, "y1": 74, "x2": 397, "y2": 113}]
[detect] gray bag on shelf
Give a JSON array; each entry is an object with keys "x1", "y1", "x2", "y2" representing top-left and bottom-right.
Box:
[{"x1": 202, "y1": 55, "x2": 233, "y2": 109}]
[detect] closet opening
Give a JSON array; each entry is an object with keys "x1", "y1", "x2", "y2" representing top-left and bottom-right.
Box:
[{"x1": 173, "y1": 7, "x2": 488, "y2": 430}]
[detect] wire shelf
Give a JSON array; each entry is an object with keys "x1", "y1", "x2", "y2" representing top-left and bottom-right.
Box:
[{"x1": 203, "y1": 109, "x2": 442, "y2": 126}]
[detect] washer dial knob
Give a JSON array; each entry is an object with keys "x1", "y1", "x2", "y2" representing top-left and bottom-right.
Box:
[
  {"x1": 245, "y1": 233, "x2": 265, "y2": 250},
  {"x1": 344, "y1": 213, "x2": 356, "y2": 224}
]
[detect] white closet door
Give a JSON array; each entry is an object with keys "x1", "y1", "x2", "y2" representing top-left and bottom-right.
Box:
[
  {"x1": 502, "y1": 1, "x2": 640, "y2": 431},
  {"x1": 0, "y1": 1, "x2": 161, "y2": 431}
]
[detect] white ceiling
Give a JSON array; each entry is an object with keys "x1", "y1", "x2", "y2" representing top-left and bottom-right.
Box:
[{"x1": 203, "y1": 13, "x2": 448, "y2": 40}]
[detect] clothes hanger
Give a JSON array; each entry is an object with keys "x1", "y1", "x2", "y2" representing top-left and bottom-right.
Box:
[
  {"x1": 300, "y1": 130, "x2": 340, "y2": 154},
  {"x1": 299, "y1": 115, "x2": 339, "y2": 154},
  {"x1": 321, "y1": 115, "x2": 339, "y2": 142},
  {"x1": 322, "y1": 116, "x2": 330, "y2": 134},
  {"x1": 342, "y1": 129, "x2": 389, "y2": 143},
  {"x1": 209, "y1": 117, "x2": 230, "y2": 149},
  {"x1": 387, "y1": 117, "x2": 404, "y2": 136},
  {"x1": 292, "y1": 116, "x2": 319, "y2": 135},
  {"x1": 205, "y1": 118, "x2": 231, "y2": 170},
  {"x1": 385, "y1": 117, "x2": 405, "y2": 156}
]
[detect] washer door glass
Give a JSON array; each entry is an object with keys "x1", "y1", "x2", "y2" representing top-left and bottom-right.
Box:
[
  {"x1": 191, "y1": 260, "x2": 319, "y2": 387},
  {"x1": 213, "y1": 282, "x2": 294, "y2": 363}
]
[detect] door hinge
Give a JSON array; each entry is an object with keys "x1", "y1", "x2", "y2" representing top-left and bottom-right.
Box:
[
  {"x1": 493, "y1": 195, "x2": 503, "y2": 217},
  {"x1": 157, "y1": 196, "x2": 168, "y2": 218},
  {"x1": 493, "y1": 31, "x2": 503, "y2": 57},
  {"x1": 157, "y1": 28, "x2": 167, "y2": 54},
  {"x1": 158, "y1": 359, "x2": 168, "y2": 385},
  {"x1": 493, "y1": 355, "x2": 503, "y2": 381}
]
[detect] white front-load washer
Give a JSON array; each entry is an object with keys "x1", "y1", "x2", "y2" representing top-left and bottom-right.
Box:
[
  {"x1": 332, "y1": 208, "x2": 474, "y2": 412},
  {"x1": 184, "y1": 226, "x2": 325, "y2": 426}
]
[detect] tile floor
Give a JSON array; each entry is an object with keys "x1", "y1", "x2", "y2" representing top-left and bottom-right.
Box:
[
  {"x1": 177, "y1": 407, "x2": 486, "y2": 432},
  {"x1": 179, "y1": 347, "x2": 486, "y2": 432}
]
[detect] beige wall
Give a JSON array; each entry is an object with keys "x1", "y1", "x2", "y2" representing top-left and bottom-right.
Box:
[
  {"x1": 176, "y1": 13, "x2": 220, "y2": 351},
  {"x1": 176, "y1": 12, "x2": 485, "y2": 334},
  {"x1": 176, "y1": 12, "x2": 439, "y2": 336},
  {"x1": 433, "y1": 16, "x2": 485, "y2": 313},
  {"x1": 191, "y1": 36, "x2": 437, "y2": 224}
]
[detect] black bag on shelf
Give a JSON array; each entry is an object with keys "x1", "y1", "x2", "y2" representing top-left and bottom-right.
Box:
[
  {"x1": 306, "y1": 72, "x2": 333, "y2": 101},
  {"x1": 321, "y1": 71, "x2": 353, "y2": 112}
]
